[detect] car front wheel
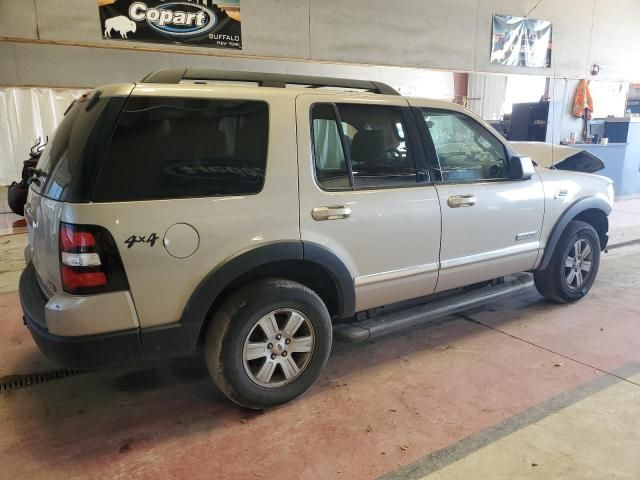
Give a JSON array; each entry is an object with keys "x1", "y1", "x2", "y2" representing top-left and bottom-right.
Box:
[
  {"x1": 534, "y1": 220, "x2": 601, "y2": 303},
  {"x1": 204, "y1": 278, "x2": 333, "y2": 409}
]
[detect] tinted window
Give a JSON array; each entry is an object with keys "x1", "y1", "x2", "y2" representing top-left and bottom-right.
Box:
[
  {"x1": 36, "y1": 91, "x2": 110, "y2": 201},
  {"x1": 93, "y1": 97, "x2": 268, "y2": 202},
  {"x1": 422, "y1": 109, "x2": 508, "y2": 182},
  {"x1": 310, "y1": 103, "x2": 417, "y2": 190}
]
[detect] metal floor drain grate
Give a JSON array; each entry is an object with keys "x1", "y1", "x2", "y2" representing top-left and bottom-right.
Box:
[{"x1": 0, "y1": 369, "x2": 82, "y2": 393}]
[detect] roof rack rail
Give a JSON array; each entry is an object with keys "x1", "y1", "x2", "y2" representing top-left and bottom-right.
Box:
[{"x1": 140, "y1": 68, "x2": 400, "y2": 96}]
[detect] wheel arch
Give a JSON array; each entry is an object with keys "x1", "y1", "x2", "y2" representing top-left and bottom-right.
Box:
[
  {"x1": 538, "y1": 197, "x2": 611, "y2": 271},
  {"x1": 180, "y1": 241, "x2": 356, "y2": 340}
]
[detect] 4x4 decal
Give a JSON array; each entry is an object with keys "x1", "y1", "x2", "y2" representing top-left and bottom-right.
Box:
[{"x1": 124, "y1": 233, "x2": 159, "y2": 249}]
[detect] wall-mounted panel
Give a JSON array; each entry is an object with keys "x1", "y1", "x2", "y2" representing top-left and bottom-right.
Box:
[
  {"x1": 35, "y1": 0, "x2": 102, "y2": 42},
  {"x1": 0, "y1": 44, "x2": 19, "y2": 85},
  {"x1": 12, "y1": 43, "x2": 172, "y2": 87},
  {"x1": 591, "y1": 0, "x2": 640, "y2": 81},
  {"x1": 2, "y1": 41, "x2": 458, "y2": 98},
  {"x1": 309, "y1": 0, "x2": 477, "y2": 71},
  {"x1": 2, "y1": 0, "x2": 640, "y2": 85},
  {"x1": 240, "y1": 0, "x2": 310, "y2": 58},
  {"x1": 174, "y1": 53, "x2": 285, "y2": 74},
  {"x1": 284, "y1": 62, "x2": 381, "y2": 81},
  {"x1": 0, "y1": 0, "x2": 38, "y2": 39}
]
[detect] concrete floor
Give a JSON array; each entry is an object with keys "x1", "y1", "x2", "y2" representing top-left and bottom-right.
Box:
[{"x1": 1, "y1": 192, "x2": 640, "y2": 479}]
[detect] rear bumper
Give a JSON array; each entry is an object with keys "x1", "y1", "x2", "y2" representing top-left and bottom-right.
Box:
[{"x1": 19, "y1": 263, "x2": 146, "y2": 370}]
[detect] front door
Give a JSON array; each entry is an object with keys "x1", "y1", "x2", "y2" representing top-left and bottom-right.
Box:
[
  {"x1": 413, "y1": 104, "x2": 545, "y2": 292},
  {"x1": 296, "y1": 94, "x2": 441, "y2": 312}
]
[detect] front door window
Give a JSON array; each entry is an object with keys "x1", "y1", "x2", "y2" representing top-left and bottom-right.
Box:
[{"x1": 422, "y1": 109, "x2": 508, "y2": 183}]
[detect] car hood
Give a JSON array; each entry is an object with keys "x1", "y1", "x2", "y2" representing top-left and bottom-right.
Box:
[{"x1": 510, "y1": 141, "x2": 605, "y2": 173}]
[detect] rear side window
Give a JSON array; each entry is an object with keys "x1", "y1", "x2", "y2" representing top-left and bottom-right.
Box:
[
  {"x1": 311, "y1": 103, "x2": 417, "y2": 190},
  {"x1": 93, "y1": 97, "x2": 269, "y2": 202},
  {"x1": 37, "y1": 91, "x2": 111, "y2": 201}
]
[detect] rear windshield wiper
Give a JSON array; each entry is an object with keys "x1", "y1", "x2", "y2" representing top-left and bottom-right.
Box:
[
  {"x1": 27, "y1": 167, "x2": 48, "y2": 186},
  {"x1": 86, "y1": 90, "x2": 103, "y2": 112}
]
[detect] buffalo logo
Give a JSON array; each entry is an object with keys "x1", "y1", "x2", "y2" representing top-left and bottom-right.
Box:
[
  {"x1": 104, "y1": 15, "x2": 137, "y2": 39},
  {"x1": 128, "y1": 1, "x2": 217, "y2": 38}
]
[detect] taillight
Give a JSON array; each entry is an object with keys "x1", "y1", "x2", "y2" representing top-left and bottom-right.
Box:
[
  {"x1": 59, "y1": 222, "x2": 129, "y2": 295},
  {"x1": 60, "y1": 229, "x2": 96, "y2": 251},
  {"x1": 61, "y1": 268, "x2": 107, "y2": 290}
]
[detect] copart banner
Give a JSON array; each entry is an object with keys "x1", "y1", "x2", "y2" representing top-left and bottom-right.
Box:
[
  {"x1": 491, "y1": 14, "x2": 552, "y2": 68},
  {"x1": 98, "y1": 0, "x2": 241, "y2": 50}
]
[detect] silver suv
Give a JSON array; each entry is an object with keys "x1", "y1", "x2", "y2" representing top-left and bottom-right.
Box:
[{"x1": 19, "y1": 69, "x2": 614, "y2": 409}]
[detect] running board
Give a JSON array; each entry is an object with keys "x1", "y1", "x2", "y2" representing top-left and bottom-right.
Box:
[{"x1": 334, "y1": 274, "x2": 534, "y2": 342}]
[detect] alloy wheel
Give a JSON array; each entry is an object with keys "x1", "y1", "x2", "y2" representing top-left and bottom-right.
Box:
[
  {"x1": 242, "y1": 309, "x2": 315, "y2": 388},
  {"x1": 564, "y1": 239, "x2": 593, "y2": 290}
]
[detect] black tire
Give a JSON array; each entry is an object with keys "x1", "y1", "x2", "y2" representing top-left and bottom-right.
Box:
[
  {"x1": 204, "y1": 278, "x2": 332, "y2": 409},
  {"x1": 7, "y1": 182, "x2": 27, "y2": 216},
  {"x1": 534, "y1": 220, "x2": 601, "y2": 303}
]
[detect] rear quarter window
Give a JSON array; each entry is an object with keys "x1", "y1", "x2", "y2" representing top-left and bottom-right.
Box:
[
  {"x1": 92, "y1": 97, "x2": 269, "y2": 202},
  {"x1": 36, "y1": 91, "x2": 111, "y2": 201}
]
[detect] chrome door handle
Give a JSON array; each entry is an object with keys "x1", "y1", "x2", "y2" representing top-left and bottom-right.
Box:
[
  {"x1": 312, "y1": 205, "x2": 352, "y2": 221},
  {"x1": 447, "y1": 195, "x2": 476, "y2": 208}
]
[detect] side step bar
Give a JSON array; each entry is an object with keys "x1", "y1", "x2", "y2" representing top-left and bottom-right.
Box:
[{"x1": 334, "y1": 274, "x2": 534, "y2": 342}]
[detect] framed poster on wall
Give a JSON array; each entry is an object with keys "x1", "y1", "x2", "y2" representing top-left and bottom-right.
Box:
[
  {"x1": 98, "y1": 0, "x2": 241, "y2": 50},
  {"x1": 491, "y1": 14, "x2": 552, "y2": 68}
]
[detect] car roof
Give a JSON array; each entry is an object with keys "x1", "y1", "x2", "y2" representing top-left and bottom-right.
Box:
[
  {"x1": 97, "y1": 79, "x2": 468, "y2": 113},
  {"x1": 114, "y1": 81, "x2": 462, "y2": 109}
]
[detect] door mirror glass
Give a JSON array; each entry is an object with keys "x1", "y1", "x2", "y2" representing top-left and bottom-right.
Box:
[{"x1": 509, "y1": 155, "x2": 535, "y2": 180}]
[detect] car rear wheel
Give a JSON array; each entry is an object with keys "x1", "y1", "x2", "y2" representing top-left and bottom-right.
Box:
[
  {"x1": 534, "y1": 220, "x2": 601, "y2": 303},
  {"x1": 204, "y1": 278, "x2": 332, "y2": 409}
]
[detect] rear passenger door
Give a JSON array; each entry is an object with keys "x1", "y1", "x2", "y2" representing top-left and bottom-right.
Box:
[{"x1": 296, "y1": 94, "x2": 441, "y2": 312}]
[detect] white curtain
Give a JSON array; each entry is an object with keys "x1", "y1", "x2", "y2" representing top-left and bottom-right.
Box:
[
  {"x1": 589, "y1": 81, "x2": 630, "y2": 118},
  {"x1": 0, "y1": 87, "x2": 87, "y2": 185},
  {"x1": 313, "y1": 119, "x2": 344, "y2": 169},
  {"x1": 467, "y1": 74, "x2": 508, "y2": 121}
]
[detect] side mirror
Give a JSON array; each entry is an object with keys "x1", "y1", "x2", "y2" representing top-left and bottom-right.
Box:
[{"x1": 509, "y1": 156, "x2": 535, "y2": 181}]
